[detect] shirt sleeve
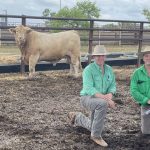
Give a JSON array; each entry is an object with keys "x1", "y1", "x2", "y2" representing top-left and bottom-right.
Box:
[
  {"x1": 130, "y1": 72, "x2": 149, "y2": 105},
  {"x1": 107, "y1": 69, "x2": 116, "y2": 95},
  {"x1": 82, "y1": 68, "x2": 99, "y2": 96}
]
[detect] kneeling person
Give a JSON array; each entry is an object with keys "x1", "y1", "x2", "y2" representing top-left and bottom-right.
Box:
[{"x1": 68, "y1": 45, "x2": 116, "y2": 147}]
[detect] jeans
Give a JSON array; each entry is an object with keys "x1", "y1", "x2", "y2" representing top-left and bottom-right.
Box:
[
  {"x1": 74, "y1": 96, "x2": 108, "y2": 138},
  {"x1": 141, "y1": 105, "x2": 150, "y2": 134}
]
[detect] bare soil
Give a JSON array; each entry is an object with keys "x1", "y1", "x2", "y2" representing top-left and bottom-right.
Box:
[{"x1": 0, "y1": 70, "x2": 150, "y2": 150}]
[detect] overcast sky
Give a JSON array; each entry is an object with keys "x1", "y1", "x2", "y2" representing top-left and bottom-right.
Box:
[{"x1": 1, "y1": 0, "x2": 150, "y2": 22}]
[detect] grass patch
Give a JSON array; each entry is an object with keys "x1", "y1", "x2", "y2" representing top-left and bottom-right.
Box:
[
  {"x1": 0, "y1": 46, "x2": 20, "y2": 55},
  {"x1": 81, "y1": 45, "x2": 138, "y2": 53},
  {"x1": 0, "y1": 45, "x2": 139, "y2": 56}
]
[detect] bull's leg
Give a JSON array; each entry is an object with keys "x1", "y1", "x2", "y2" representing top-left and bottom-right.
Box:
[
  {"x1": 29, "y1": 54, "x2": 39, "y2": 78},
  {"x1": 69, "y1": 64, "x2": 74, "y2": 75},
  {"x1": 69, "y1": 58, "x2": 74, "y2": 75},
  {"x1": 66, "y1": 56, "x2": 74, "y2": 75},
  {"x1": 71, "y1": 56, "x2": 80, "y2": 77},
  {"x1": 78, "y1": 56, "x2": 82, "y2": 72}
]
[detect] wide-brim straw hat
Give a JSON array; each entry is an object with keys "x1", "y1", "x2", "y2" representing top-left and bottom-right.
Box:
[
  {"x1": 92, "y1": 45, "x2": 109, "y2": 56},
  {"x1": 140, "y1": 46, "x2": 150, "y2": 56}
]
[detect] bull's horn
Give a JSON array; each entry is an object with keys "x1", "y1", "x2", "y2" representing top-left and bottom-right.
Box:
[{"x1": 9, "y1": 28, "x2": 16, "y2": 33}]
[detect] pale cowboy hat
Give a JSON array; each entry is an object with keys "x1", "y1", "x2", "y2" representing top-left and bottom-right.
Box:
[
  {"x1": 92, "y1": 45, "x2": 109, "y2": 56},
  {"x1": 140, "y1": 46, "x2": 150, "y2": 56}
]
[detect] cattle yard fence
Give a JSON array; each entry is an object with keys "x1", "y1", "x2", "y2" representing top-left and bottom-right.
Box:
[{"x1": 0, "y1": 14, "x2": 150, "y2": 73}]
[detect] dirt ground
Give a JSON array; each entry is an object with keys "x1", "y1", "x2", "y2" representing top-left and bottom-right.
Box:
[
  {"x1": 0, "y1": 69, "x2": 150, "y2": 150},
  {"x1": 0, "y1": 55, "x2": 20, "y2": 64}
]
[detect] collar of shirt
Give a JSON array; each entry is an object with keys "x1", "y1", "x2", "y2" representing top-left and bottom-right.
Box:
[
  {"x1": 94, "y1": 61, "x2": 106, "y2": 73},
  {"x1": 140, "y1": 65, "x2": 149, "y2": 76}
]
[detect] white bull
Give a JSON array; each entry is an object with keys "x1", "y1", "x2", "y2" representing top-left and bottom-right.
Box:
[{"x1": 9, "y1": 25, "x2": 82, "y2": 78}]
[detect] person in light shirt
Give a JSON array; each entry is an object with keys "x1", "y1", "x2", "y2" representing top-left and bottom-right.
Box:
[
  {"x1": 68, "y1": 45, "x2": 116, "y2": 147},
  {"x1": 130, "y1": 46, "x2": 150, "y2": 134}
]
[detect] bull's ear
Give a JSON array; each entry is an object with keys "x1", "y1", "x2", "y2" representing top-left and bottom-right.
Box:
[
  {"x1": 9, "y1": 28, "x2": 16, "y2": 34},
  {"x1": 25, "y1": 27, "x2": 32, "y2": 33}
]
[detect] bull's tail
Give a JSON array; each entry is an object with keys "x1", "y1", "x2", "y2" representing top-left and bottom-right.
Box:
[{"x1": 79, "y1": 56, "x2": 82, "y2": 71}]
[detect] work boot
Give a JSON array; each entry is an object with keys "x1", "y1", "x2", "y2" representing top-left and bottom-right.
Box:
[
  {"x1": 68, "y1": 112, "x2": 77, "y2": 125},
  {"x1": 91, "y1": 137, "x2": 108, "y2": 147}
]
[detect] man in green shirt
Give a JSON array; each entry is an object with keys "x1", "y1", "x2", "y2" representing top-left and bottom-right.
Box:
[
  {"x1": 130, "y1": 46, "x2": 150, "y2": 134},
  {"x1": 68, "y1": 45, "x2": 116, "y2": 147}
]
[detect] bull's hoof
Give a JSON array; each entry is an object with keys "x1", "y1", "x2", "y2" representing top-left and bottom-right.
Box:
[
  {"x1": 24, "y1": 76, "x2": 37, "y2": 81},
  {"x1": 28, "y1": 77, "x2": 36, "y2": 81},
  {"x1": 73, "y1": 73, "x2": 82, "y2": 78},
  {"x1": 68, "y1": 74, "x2": 78, "y2": 78}
]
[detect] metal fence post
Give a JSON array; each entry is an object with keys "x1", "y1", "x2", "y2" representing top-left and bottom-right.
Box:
[
  {"x1": 22, "y1": 15, "x2": 26, "y2": 26},
  {"x1": 88, "y1": 20, "x2": 94, "y2": 64},
  {"x1": 137, "y1": 22, "x2": 144, "y2": 67},
  {"x1": 20, "y1": 15, "x2": 26, "y2": 74}
]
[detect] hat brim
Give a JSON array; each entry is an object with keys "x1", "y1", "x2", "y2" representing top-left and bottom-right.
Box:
[
  {"x1": 91, "y1": 53, "x2": 109, "y2": 56},
  {"x1": 138, "y1": 51, "x2": 150, "y2": 56}
]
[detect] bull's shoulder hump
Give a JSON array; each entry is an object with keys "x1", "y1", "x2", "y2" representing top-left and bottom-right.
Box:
[
  {"x1": 31, "y1": 31, "x2": 50, "y2": 36},
  {"x1": 60, "y1": 30, "x2": 79, "y2": 35},
  {"x1": 69, "y1": 30, "x2": 79, "y2": 34},
  {"x1": 51, "y1": 30, "x2": 79, "y2": 36}
]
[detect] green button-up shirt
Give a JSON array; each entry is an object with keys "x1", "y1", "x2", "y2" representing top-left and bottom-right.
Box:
[
  {"x1": 80, "y1": 62, "x2": 116, "y2": 96},
  {"x1": 130, "y1": 65, "x2": 150, "y2": 106}
]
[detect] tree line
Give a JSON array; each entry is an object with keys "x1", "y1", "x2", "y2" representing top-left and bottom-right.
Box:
[{"x1": 42, "y1": 0, "x2": 150, "y2": 29}]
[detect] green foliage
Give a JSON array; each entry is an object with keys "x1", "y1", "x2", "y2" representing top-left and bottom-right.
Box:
[
  {"x1": 42, "y1": 0, "x2": 100, "y2": 30},
  {"x1": 42, "y1": 9, "x2": 56, "y2": 27},
  {"x1": 42, "y1": 8, "x2": 56, "y2": 17},
  {"x1": 102, "y1": 23, "x2": 118, "y2": 29},
  {"x1": 101, "y1": 22, "x2": 136, "y2": 30},
  {"x1": 43, "y1": 9, "x2": 51, "y2": 17},
  {"x1": 76, "y1": 0, "x2": 100, "y2": 18},
  {"x1": 50, "y1": 6, "x2": 88, "y2": 28},
  {"x1": 118, "y1": 22, "x2": 137, "y2": 29},
  {"x1": 143, "y1": 9, "x2": 150, "y2": 21}
]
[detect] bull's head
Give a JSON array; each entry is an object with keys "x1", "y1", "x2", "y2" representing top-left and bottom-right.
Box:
[{"x1": 9, "y1": 25, "x2": 32, "y2": 48}]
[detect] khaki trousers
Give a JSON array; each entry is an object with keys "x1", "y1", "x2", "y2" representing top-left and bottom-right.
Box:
[{"x1": 74, "y1": 96, "x2": 108, "y2": 138}]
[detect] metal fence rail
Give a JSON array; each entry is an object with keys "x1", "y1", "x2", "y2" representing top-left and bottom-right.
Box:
[
  {"x1": 0, "y1": 14, "x2": 150, "y2": 73},
  {"x1": 0, "y1": 58, "x2": 138, "y2": 74}
]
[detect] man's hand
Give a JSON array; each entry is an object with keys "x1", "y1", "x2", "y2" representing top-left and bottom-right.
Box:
[
  {"x1": 107, "y1": 99, "x2": 116, "y2": 109},
  {"x1": 94, "y1": 93, "x2": 113, "y2": 101},
  {"x1": 147, "y1": 100, "x2": 150, "y2": 104},
  {"x1": 94, "y1": 93, "x2": 116, "y2": 108},
  {"x1": 105, "y1": 93, "x2": 113, "y2": 101}
]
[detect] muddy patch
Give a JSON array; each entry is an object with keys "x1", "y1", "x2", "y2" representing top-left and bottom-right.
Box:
[{"x1": 0, "y1": 70, "x2": 150, "y2": 150}]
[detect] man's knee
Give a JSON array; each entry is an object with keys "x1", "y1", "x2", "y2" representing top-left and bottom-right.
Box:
[{"x1": 96, "y1": 99, "x2": 108, "y2": 110}]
